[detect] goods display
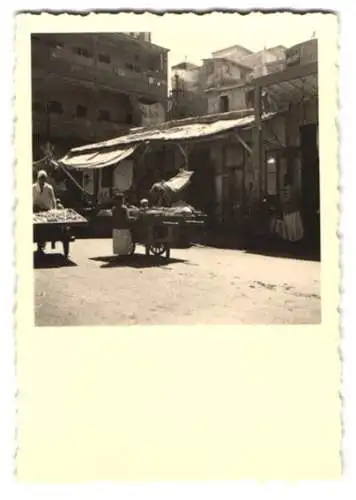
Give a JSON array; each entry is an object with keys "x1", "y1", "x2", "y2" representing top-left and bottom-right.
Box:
[
  {"x1": 128, "y1": 202, "x2": 206, "y2": 259},
  {"x1": 33, "y1": 208, "x2": 88, "y2": 259},
  {"x1": 33, "y1": 208, "x2": 87, "y2": 225},
  {"x1": 128, "y1": 203, "x2": 205, "y2": 221}
]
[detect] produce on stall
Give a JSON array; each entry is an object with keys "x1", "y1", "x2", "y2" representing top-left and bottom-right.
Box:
[
  {"x1": 33, "y1": 208, "x2": 88, "y2": 258},
  {"x1": 126, "y1": 170, "x2": 207, "y2": 258}
]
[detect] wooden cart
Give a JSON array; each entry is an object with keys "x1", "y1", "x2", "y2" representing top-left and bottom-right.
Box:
[
  {"x1": 33, "y1": 209, "x2": 88, "y2": 258},
  {"x1": 129, "y1": 212, "x2": 205, "y2": 259}
]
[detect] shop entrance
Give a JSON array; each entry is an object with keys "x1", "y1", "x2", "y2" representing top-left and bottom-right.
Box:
[
  {"x1": 299, "y1": 123, "x2": 320, "y2": 253},
  {"x1": 187, "y1": 148, "x2": 215, "y2": 220}
]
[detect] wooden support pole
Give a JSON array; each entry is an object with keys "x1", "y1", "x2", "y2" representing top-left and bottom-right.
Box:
[
  {"x1": 253, "y1": 84, "x2": 263, "y2": 199},
  {"x1": 232, "y1": 132, "x2": 252, "y2": 155},
  {"x1": 176, "y1": 143, "x2": 189, "y2": 169}
]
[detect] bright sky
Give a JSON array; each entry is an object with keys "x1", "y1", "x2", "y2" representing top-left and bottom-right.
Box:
[{"x1": 147, "y1": 12, "x2": 324, "y2": 82}]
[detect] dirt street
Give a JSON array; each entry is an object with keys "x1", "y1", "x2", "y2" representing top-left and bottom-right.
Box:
[{"x1": 34, "y1": 239, "x2": 321, "y2": 326}]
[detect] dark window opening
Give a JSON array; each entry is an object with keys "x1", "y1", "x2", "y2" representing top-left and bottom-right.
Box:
[
  {"x1": 245, "y1": 90, "x2": 255, "y2": 108},
  {"x1": 101, "y1": 167, "x2": 113, "y2": 188},
  {"x1": 97, "y1": 109, "x2": 111, "y2": 122},
  {"x1": 219, "y1": 95, "x2": 230, "y2": 113},
  {"x1": 148, "y1": 55, "x2": 160, "y2": 72},
  {"x1": 48, "y1": 101, "x2": 63, "y2": 114},
  {"x1": 126, "y1": 113, "x2": 133, "y2": 124},
  {"x1": 74, "y1": 47, "x2": 92, "y2": 58},
  {"x1": 76, "y1": 105, "x2": 87, "y2": 118},
  {"x1": 99, "y1": 53, "x2": 111, "y2": 64},
  {"x1": 125, "y1": 62, "x2": 134, "y2": 71}
]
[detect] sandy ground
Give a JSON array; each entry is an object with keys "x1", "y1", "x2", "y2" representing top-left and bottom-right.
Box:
[{"x1": 34, "y1": 239, "x2": 321, "y2": 326}]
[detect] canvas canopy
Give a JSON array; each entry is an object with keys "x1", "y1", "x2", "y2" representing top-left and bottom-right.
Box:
[{"x1": 59, "y1": 146, "x2": 137, "y2": 170}]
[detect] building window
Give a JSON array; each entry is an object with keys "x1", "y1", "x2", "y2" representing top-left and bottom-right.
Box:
[
  {"x1": 98, "y1": 53, "x2": 111, "y2": 64},
  {"x1": 148, "y1": 55, "x2": 160, "y2": 72},
  {"x1": 48, "y1": 101, "x2": 63, "y2": 114},
  {"x1": 245, "y1": 90, "x2": 255, "y2": 108},
  {"x1": 74, "y1": 47, "x2": 92, "y2": 58},
  {"x1": 219, "y1": 95, "x2": 230, "y2": 113},
  {"x1": 97, "y1": 109, "x2": 111, "y2": 122},
  {"x1": 76, "y1": 105, "x2": 87, "y2": 118},
  {"x1": 101, "y1": 167, "x2": 113, "y2": 188}
]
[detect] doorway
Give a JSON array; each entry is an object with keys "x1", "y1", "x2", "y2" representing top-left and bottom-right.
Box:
[
  {"x1": 219, "y1": 95, "x2": 230, "y2": 113},
  {"x1": 299, "y1": 123, "x2": 320, "y2": 253},
  {"x1": 187, "y1": 148, "x2": 215, "y2": 221}
]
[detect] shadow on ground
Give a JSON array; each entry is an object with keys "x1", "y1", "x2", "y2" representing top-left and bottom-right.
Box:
[
  {"x1": 241, "y1": 246, "x2": 320, "y2": 262},
  {"x1": 90, "y1": 254, "x2": 188, "y2": 269},
  {"x1": 33, "y1": 252, "x2": 77, "y2": 269},
  {"x1": 198, "y1": 232, "x2": 321, "y2": 262}
]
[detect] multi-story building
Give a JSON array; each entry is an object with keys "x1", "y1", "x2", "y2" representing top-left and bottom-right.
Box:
[
  {"x1": 171, "y1": 61, "x2": 200, "y2": 93},
  {"x1": 31, "y1": 32, "x2": 169, "y2": 159},
  {"x1": 169, "y1": 44, "x2": 286, "y2": 118},
  {"x1": 203, "y1": 45, "x2": 287, "y2": 114},
  {"x1": 169, "y1": 61, "x2": 208, "y2": 119}
]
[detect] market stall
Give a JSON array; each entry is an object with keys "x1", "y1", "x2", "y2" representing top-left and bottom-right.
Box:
[
  {"x1": 128, "y1": 204, "x2": 206, "y2": 259},
  {"x1": 33, "y1": 208, "x2": 88, "y2": 258}
]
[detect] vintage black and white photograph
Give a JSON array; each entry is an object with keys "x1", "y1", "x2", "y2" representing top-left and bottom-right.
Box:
[
  {"x1": 13, "y1": 11, "x2": 340, "y2": 484},
  {"x1": 31, "y1": 16, "x2": 321, "y2": 326}
]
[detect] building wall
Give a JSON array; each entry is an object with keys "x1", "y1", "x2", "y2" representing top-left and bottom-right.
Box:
[
  {"x1": 171, "y1": 67, "x2": 200, "y2": 92},
  {"x1": 31, "y1": 33, "x2": 168, "y2": 158},
  {"x1": 139, "y1": 102, "x2": 166, "y2": 126},
  {"x1": 168, "y1": 89, "x2": 208, "y2": 120},
  {"x1": 201, "y1": 59, "x2": 249, "y2": 89},
  {"x1": 265, "y1": 59, "x2": 286, "y2": 74},
  {"x1": 242, "y1": 47, "x2": 285, "y2": 68},
  {"x1": 32, "y1": 34, "x2": 168, "y2": 99},
  {"x1": 32, "y1": 86, "x2": 139, "y2": 159},
  {"x1": 212, "y1": 45, "x2": 253, "y2": 63},
  {"x1": 285, "y1": 97, "x2": 318, "y2": 147},
  {"x1": 207, "y1": 86, "x2": 248, "y2": 114},
  {"x1": 242, "y1": 47, "x2": 286, "y2": 80},
  {"x1": 285, "y1": 39, "x2": 318, "y2": 67}
]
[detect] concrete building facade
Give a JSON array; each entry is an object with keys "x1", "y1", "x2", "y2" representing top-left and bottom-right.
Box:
[
  {"x1": 32, "y1": 32, "x2": 169, "y2": 160},
  {"x1": 170, "y1": 43, "x2": 287, "y2": 118}
]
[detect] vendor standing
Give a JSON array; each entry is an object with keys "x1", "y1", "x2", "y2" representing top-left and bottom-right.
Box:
[
  {"x1": 112, "y1": 193, "x2": 133, "y2": 257},
  {"x1": 33, "y1": 170, "x2": 57, "y2": 253},
  {"x1": 33, "y1": 170, "x2": 57, "y2": 212}
]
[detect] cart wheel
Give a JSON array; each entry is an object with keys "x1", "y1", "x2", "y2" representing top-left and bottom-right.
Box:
[
  {"x1": 63, "y1": 239, "x2": 70, "y2": 259},
  {"x1": 149, "y1": 243, "x2": 167, "y2": 257}
]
